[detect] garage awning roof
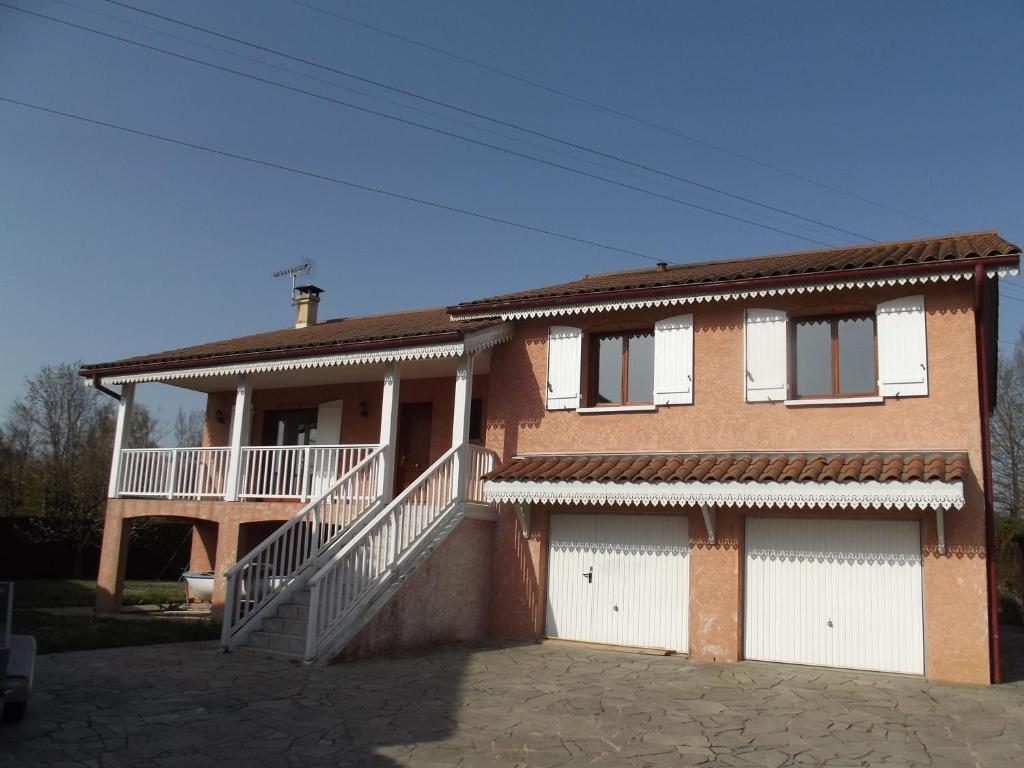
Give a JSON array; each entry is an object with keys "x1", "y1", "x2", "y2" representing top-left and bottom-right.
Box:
[{"x1": 482, "y1": 452, "x2": 968, "y2": 511}]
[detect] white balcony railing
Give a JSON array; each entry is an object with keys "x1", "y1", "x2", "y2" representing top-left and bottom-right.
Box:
[
  {"x1": 239, "y1": 445, "x2": 378, "y2": 501},
  {"x1": 115, "y1": 444, "x2": 379, "y2": 502},
  {"x1": 118, "y1": 447, "x2": 230, "y2": 499}
]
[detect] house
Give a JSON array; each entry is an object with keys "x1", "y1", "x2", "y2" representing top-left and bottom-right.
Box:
[{"x1": 81, "y1": 231, "x2": 1020, "y2": 685}]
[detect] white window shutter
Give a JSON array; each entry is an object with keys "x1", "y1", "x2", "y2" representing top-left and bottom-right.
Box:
[
  {"x1": 744, "y1": 309, "x2": 788, "y2": 402},
  {"x1": 877, "y1": 295, "x2": 928, "y2": 397},
  {"x1": 653, "y1": 314, "x2": 694, "y2": 405},
  {"x1": 546, "y1": 326, "x2": 582, "y2": 410},
  {"x1": 315, "y1": 400, "x2": 343, "y2": 444}
]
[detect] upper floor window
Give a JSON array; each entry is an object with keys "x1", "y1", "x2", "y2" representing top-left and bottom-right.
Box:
[
  {"x1": 792, "y1": 315, "x2": 876, "y2": 399},
  {"x1": 591, "y1": 330, "x2": 655, "y2": 405},
  {"x1": 545, "y1": 316, "x2": 693, "y2": 411}
]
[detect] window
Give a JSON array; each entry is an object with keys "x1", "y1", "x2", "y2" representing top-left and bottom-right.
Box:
[
  {"x1": 590, "y1": 331, "x2": 655, "y2": 405},
  {"x1": 792, "y1": 315, "x2": 876, "y2": 399}
]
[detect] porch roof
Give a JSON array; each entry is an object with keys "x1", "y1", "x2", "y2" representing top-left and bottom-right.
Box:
[
  {"x1": 483, "y1": 452, "x2": 969, "y2": 511},
  {"x1": 79, "y1": 307, "x2": 504, "y2": 380}
]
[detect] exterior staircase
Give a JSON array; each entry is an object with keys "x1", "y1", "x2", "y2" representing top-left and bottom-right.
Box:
[
  {"x1": 239, "y1": 591, "x2": 309, "y2": 659},
  {"x1": 223, "y1": 444, "x2": 497, "y2": 664}
]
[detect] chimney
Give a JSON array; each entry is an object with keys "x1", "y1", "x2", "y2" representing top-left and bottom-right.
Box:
[
  {"x1": 293, "y1": 285, "x2": 323, "y2": 328},
  {"x1": 656, "y1": 261, "x2": 668, "y2": 272}
]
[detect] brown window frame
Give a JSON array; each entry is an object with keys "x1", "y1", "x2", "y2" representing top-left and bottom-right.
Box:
[
  {"x1": 790, "y1": 313, "x2": 878, "y2": 399},
  {"x1": 587, "y1": 329, "x2": 655, "y2": 407}
]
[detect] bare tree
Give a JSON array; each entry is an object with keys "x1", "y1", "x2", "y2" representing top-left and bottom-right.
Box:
[
  {"x1": 4, "y1": 363, "x2": 160, "y2": 576},
  {"x1": 173, "y1": 407, "x2": 205, "y2": 447},
  {"x1": 993, "y1": 329, "x2": 1024, "y2": 518}
]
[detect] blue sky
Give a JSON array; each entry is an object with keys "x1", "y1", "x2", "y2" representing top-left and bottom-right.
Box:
[{"x1": 1, "y1": 0, "x2": 1022, "y2": 432}]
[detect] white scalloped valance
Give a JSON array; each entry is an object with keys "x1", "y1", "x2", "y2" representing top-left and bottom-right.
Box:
[
  {"x1": 453, "y1": 267, "x2": 1020, "y2": 321},
  {"x1": 97, "y1": 324, "x2": 513, "y2": 385},
  {"x1": 483, "y1": 478, "x2": 964, "y2": 511}
]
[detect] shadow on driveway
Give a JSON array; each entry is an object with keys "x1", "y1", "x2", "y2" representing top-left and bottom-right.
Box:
[
  {"x1": 1001, "y1": 623, "x2": 1024, "y2": 685},
  {"x1": 3, "y1": 639, "x2": 1024, "y2": 766}
]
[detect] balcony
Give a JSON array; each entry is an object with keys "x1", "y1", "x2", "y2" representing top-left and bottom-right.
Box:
[{"x1": 114, "y1": 444, "x2": 380, "y2": 503}]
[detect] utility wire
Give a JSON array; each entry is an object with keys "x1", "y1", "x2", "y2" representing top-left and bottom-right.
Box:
[
  {"x1": 98, "y1": 0, "x2": 876, "y2": 243},
  {"x1": 286, "y1": 0, "x2": 950, "y2": 233},
  {"x1": 0, "y1": 95, "x2": 667, "y2": 263},
  {"x1": 3, "y1": 3, "x2": 837, "y2": 247},
  {"x1": 38, "y1": 0, "x2": 842, "y2": 243}
]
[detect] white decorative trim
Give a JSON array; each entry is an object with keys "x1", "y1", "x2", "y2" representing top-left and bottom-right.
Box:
[
  {"x1": 987, "y1": 266, "x2": 1019, "y2": 279},
  {"x1": 464, "y1": 323, "x2": 515, "y2": 354},
  {"x1": 784, "y1": 396, "x2": 883, "y2": 407},
  {"x1": 483, "y1": 478, "x2": 964, "y2": 511},
  {"x1": 453, "y1": 270, "x2": 983, "y2": 321},
  {"x1": 98, "y1": 323, "x2": 514, "y2": 386}
]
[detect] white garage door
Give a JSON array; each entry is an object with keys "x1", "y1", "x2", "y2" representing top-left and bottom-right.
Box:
[
  {"x1": 744, "y1": 518, "x2": 924, "y2": 675},
  {"x1": 546, "y1": 513, "x2": 688, "y2": 652}
]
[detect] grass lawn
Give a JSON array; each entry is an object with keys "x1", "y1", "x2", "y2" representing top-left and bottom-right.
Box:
[
  {"x1": 7, "y1": 578, "x2": 187, "y2": 608},
  {"x1": 5, "y1": 578, "x2": 218, "y2": 654},
  {"x1": 13, "y1": 611, "x2": 220, "y2": 654}
]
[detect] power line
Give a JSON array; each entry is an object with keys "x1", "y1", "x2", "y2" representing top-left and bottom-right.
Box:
[
  {"x1": 2, "y1": 3, "x2": 837, "y2": 247},
  {"x1": 39, "y1": 0, "x2": 843, "y2": 242},
  {"x1": 98, "y1": 0, "x2": 877, "y2": 243},
  {"x1": 286, "y1": 0, "x2": 952, "y2": 234},
  {"x1": 0, "y1": 95, "x2": 668, "y2": 263}
]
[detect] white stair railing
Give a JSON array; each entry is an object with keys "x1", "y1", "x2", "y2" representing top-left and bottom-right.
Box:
[
  {"x1": 221, "y1": 445, "x2": 386, "y2": 648},
  {"x1": 305, "y1": 444, "x2": 464, "y2": 662},
  {"x1": 466, "y1": 445, "x2": 498, "y2": 503}
]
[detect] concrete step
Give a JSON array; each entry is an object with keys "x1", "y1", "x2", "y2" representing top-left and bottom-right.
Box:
[
  {"x1": 249, "y1": 630, "x2": 306, "y2": 656},
  {"x1": 262, "y1": 616, "x2": 306, "y2": 636},
  {"x1": 277, "y1": 603, "x2": 309, "y2": 621},
  {"x1": 284, "y1": 590, "x2": 311, "y2": 606}
]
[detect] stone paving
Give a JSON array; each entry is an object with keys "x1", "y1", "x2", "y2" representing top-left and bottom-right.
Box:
[{"x1": 2, "y1": 630, "x2": 1023, "y2": 767}]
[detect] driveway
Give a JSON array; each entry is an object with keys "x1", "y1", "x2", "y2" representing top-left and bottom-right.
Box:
[{"x1": 2, "y1": 631, "x2": 1023, "y2": 767}]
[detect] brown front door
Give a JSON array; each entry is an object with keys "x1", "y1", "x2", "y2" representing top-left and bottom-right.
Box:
[
  {"x1": 261, "y1": 408, "x2": 318, "y2": 446},
  {"x1": 395, "y1": 403, "x2": 433, "y2": 495}
]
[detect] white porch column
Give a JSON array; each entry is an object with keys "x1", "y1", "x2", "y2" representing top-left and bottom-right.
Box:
[
  {"x1": 377, "y1": 362, "x2": 401, "y2": 502},
  {"x1": 450, "y1": 353, "x2": 474, "y2": 500},
  {"x1": 107, "y1": 382, "x2": 135, "y2": 498},
  {"x1": 224, "y1": 375, "x2": 253, "y2": 502}
]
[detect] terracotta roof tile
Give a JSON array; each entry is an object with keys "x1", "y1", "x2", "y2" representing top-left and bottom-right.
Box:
[
  {"x1": 451, "y1": 231, "x2": 1019, "y2": 315},
  {"x1": 946, "y1": 455, "x2": 969, "y2": 482},
  {"x1": 486, "y1": 452, "x2": 969, "y2": 487},
  {"x1": 81, "y1": 307, "x2": 502, "y2": 376}
]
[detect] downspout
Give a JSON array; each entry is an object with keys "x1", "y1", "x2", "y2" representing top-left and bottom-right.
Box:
[
  {"x1": 974, "y1": 263, "x2": 1001, "y2": 684},
  {"x1": 91, "y1": 375, "x2": 122, "y2": 401}
]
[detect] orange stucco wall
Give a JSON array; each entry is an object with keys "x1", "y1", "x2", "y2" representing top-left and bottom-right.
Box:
[
  {"x1": 96, "y1": 498, "x2": 302, "y2": 619},
  {"x1": 484, "y1": 281, "x2": 991, "y2": 684},
  {"x1": 343, "y1": 518, "x2": 494, "y2": 660}
]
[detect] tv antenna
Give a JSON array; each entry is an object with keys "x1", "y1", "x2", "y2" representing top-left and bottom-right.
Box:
[{"x1": 272, "y1": 259, "x2": 313, "y2": 299}]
